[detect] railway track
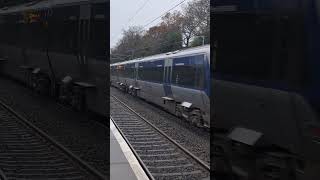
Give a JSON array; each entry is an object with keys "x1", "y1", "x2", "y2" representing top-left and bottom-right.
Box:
[
  {"x1": 0, "y1": 100, "x2": 107, "y2": 180},
  {"x1": 110, "y1": 95, "x2": 211, "y2": 180}
]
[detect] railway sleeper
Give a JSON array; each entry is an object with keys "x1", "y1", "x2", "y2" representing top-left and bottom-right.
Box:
[
  {"x1": 11, "y1": 176, "x2": 86, "y2": 180},
  {"x1": 135, "y1": 148, "x2": 176, "y2": 153},
  {"x1": 127, "y1": 136, "x2": 162, "y2": 141},
  {"x1": 123, "y1": 130, "x2": 155, "y2": 134},
  {"x1": 130, "y1": 140, "x2": 164, "y2": 144},
  {"x1": 147, "y1": 163, "x2": 194, "y2": 170},
  {"x1": 125, "y1": 134, "x2": 158, "y2": 138},
  {"x1": 138, "y1": 150, "x2": 178, "y2": 156},
  {"x1": 4, "y1": 172, "x2": 84, "y2": 179},
  {"x1": 0, "y1": 156, "x2": 69, "y2": 161},
  {"x1": 125, "y1": 132, "x2": 156, "y2": 136},
  {"x1": 151, "y1": 170, "x2": 204, "y2": 178},
  {"x1": 0, "y1": 162, "x2": 71, "y2": 168},
  {"x1": 134, "y1": 145, "x2": 172, "y2": 151},
  {"x1": 120, "y1": 127, "x2": 153, "y2": 131},
  {"x1": 1, "y1": 166, "x2": 77, "y2": 173},
  {"x1": 139, "y1": 153, "x2": 181, "y2": 161},
  {"x1": 0, "y1": 159, "x2": 69, "y2": 165},
  {"x1": 148, "y1": 165, "x2": 198, "y2": 174},
  {"x1": 143, "y1": 158, "x2": 189, "y2": 166}
]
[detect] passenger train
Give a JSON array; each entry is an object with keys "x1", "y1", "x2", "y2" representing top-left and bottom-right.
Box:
[
  {"x1": 213, "y1": 0, "x2": 320, "y2": 179},
  {"x1": 0, "y1": 0, "x2": 108, "y2": 116},
  {"x1": 111, "y1": 45, "x2": 210, "y2": 128}
]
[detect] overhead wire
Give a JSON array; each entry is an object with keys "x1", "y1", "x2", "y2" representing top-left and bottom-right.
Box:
[
  {"x1": 139, "y1": 0, "x2": 187, "y2": 31},
  {"x1": 126, "y1": 0, "x2": 151, "y2": 26},
  {"x1": 112, "y1": 0, "x2": 188, "y2": 44},
  {"x1": 111, "y1": 0, "x2": 150, "y2": 42}
]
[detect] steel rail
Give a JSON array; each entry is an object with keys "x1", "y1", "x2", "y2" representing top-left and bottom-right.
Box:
[{"x1": 0, "y1": 99, "x2": 107, "y2": 180}]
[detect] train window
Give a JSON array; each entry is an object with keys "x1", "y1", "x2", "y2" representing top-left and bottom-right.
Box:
[
  {"x1": 26, "y1": 22, "x2": 46, "y2": 50},
  {"x1": 138, "y1": 60, "x2": 164, "y2": 83},
  {"x1": 214, "y1": 15, "x2": 272, "y2": 81},
  {"x1": 0, "y1": 14, "x2": 23, "y2": 46},
  {"x1": 48, "y1": 6, "x2": 79, "y2": 54},
  {"x1": 89, "y1": 18, "x2": 107, "y2": 59},
  {"x1": 49, "y1": 18, "x2": 78, "y2": 54},
  {"x1": 89, "y1": 3, "x2": 107, "y2": 60},
  {"x1": 124, "y1": 63, "x2": 135, "y2": 79},
  {"x1": 195, "y1": 56, "x2": 205, "y2": 89},
  {"x1": 172, "y1": 55, "x2": 205, "y2": 89},
  {"x1": 3, "y1": 19, "x2": 19, "y2": 46},
  {"x1": 118, "y1": 65, "x2": 124, "y2": 77},
  {"x1": 213, "y1": 13, "x2": 306, "y2": 88},
  {"x1": 110, "y1": 66, "x2": 116, "y2": 76}
]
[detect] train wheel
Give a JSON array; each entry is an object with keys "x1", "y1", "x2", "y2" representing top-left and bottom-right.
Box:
[
  {"x1": 175, "y1": 105, "x2": 182, "y2": 117},
  {"x1": 190, "y1": 110, "x2": 203, "y2": 128},
  {"x1": 190, "y1": 115, "x2": 203, "y2": 127},
  {"x1": 129, "y1": 88, "x2": 134, "y2": 95}
]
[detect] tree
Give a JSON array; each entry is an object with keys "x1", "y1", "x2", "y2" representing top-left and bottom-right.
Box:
[
  {"x1": 111, "y1": 11, "x2": 184, "y2": 62},
  {"x1": 190, "y1": 36, "x2": 204, "y2": 47},
  {"x1": 111, "y1": 0, "x2": 210, "y2": 62},
  {"x1": 110, "y1": 26, "x2": 144, "y2": 63},
  {"x1": 160, "y1": 11, "x2": 184, "y2": 52},
  {"x1": 181, "y1": 0, "x2": 210, "y2": 47}
]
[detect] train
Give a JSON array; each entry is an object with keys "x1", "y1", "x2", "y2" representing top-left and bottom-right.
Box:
[
  {"x1": 213, "y1": 0, "x2": 320, "y2": 179},
  {"x1": 110, "y1": 45, "x2": 210, "y2": 128},
  {"x1": 0, "y1": 0, "x2": 108, "y2": 116}
]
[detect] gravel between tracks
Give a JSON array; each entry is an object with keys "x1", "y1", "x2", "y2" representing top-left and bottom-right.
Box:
[
  {"x1": 0, "y1": 77, "x2": 109, "y2": 176},
  {"x1": 111, "y1": 87, "x2": 210, "y2": 165}
]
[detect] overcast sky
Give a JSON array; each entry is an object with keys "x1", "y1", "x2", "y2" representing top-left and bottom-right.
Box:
[{"x1": 110, "y1": 0, "x2": 193, "y2": 49}]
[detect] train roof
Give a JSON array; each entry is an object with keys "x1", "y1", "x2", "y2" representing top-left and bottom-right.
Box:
[
  {"x1": 0, "y1": 0, "x2": 106, "y2": 15},
  {"x1": 110, "y1": 44, "x2": 210, "y2": 66}
]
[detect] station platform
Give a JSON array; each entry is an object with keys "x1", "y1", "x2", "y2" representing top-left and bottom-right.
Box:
[{"x1": 110, "y1": 118, "x2": 149, "y2": 180}]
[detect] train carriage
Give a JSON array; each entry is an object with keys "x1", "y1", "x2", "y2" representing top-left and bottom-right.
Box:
[
  {"x1": 0, "y1": 0, "x2": 108, "y2": 116},
  {"x1": 213, "y1": 0, "x2": 320, "y2": 178},
  {"x1": 111, "y1": 45, "x2": 210, "y2": 128}
]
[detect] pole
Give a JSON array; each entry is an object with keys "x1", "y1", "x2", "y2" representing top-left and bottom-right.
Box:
[{"x1": 202, "y1": 36, "x2": 205, "y2": 45}]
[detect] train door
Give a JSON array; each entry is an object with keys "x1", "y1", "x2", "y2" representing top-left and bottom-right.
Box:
[
  {"x1": 162, "y1": 58, "x2": 175, "y2": 113},
  {"x1": 163, "y1": 58, "x2": 173, "y2": 98},
  {"x1": 201, "y1": 53, "x2": 211, "y2": 127},
  {"x1": 134, "y1": 62, "x2": 138, "y2": 86},
  {"x1": 78, "y1": 4, "x2": 91, "y2": 79}
]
